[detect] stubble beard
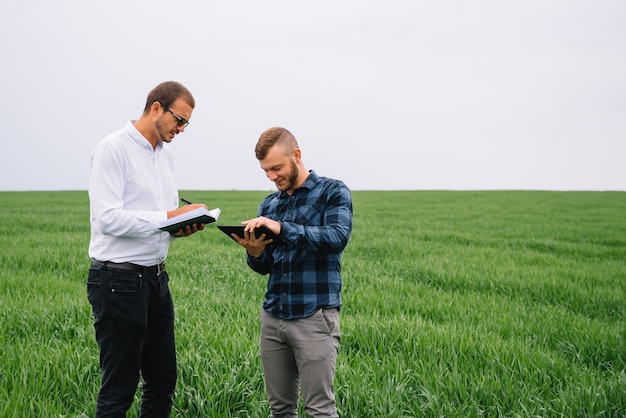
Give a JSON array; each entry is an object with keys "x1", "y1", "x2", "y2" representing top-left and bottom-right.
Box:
[
  {"x1": 155, "y1": 117, "x2": 174, "y2": 143},
  {"x1": 276, "y1": 159, "x2": 299, "y2": 193}
]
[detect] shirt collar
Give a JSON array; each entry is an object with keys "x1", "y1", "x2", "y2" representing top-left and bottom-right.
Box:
[
  {"x1": 279, "y1": 170, "x2": 318, "y2": 197},
  {"x1": 302, "y1": 170, "x2": 318, "y2": 189},
  {"x1": 126, "y1": 120, "x2": 162, "y2": 151}
]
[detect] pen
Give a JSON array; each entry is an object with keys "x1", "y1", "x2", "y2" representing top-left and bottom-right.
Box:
[{"x1": 180, "y1": 198, "x2": 194, "y2": 205}]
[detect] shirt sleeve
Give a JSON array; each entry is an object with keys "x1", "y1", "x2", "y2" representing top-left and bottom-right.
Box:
[
  {"x1": 89, "y1": 140, "x2": 167, "y2": 238},
  {"x1": 246, "y1": 251, "x2": 273, "y2": 275},
  {"x1": 282, "y1": 181, "x2": 353, "y2": 253}
]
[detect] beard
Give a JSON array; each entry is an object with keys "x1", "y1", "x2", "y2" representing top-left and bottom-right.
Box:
[
  {"x1": 276, "y1": 158, "x2": 299, "y2": 192},
  {"x1": 155, "y1": 116, "x2": 175, "y2": 143}
]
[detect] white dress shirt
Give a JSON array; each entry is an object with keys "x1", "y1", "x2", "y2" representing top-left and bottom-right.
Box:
[{"x1": 88, "y1": 120, "x2": 178, "y2": 266}]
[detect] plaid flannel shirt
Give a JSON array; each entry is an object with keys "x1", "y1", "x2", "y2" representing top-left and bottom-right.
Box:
[{"x1": 247, "y1": 170, "x2": 353, "y2": 319}]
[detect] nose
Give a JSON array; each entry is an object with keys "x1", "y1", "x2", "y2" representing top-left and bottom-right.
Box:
[{"x1": 267, "y1": 171, "x2": 278, "y2": 181}]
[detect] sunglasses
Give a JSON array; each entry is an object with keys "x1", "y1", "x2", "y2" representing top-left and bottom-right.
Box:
[{"x1": 164, "y1": 107, "x2": 190, "y2": 128}]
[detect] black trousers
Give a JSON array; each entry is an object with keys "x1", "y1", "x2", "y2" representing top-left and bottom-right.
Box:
[{"x1": 87, "y1": 262, "x2": 176, "y2": 417}]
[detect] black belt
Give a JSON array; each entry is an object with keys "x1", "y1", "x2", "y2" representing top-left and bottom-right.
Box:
[{"x1": 92, "y1": 260, "x2": 165, "y2": 274}]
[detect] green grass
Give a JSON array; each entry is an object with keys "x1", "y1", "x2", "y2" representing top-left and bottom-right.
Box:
[{"x1": 0, "y1": 190, "x2": 624, "y2": 417}]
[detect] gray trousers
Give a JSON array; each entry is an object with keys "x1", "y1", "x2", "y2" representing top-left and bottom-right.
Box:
[{"x1": 260, "y1": 308, "x2": 341, "y2": 418}]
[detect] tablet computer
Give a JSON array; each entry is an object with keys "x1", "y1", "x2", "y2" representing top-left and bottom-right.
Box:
[{"x1": 217, "y1": 225, "x2": 284, "y2": 245}]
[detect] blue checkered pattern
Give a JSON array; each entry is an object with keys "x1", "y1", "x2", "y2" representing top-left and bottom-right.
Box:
[{"x1": 247, "y1": 170, "x2": 353, "y2": 319}]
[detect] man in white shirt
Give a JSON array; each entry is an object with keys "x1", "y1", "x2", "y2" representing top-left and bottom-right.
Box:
[{"x1": 87, "y1": 81, "x2": 206, "y2": 417}]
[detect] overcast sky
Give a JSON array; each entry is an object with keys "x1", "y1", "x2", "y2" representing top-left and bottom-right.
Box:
[{"x1": 2, "y1": 0, "x2": 625, "y2": 192}]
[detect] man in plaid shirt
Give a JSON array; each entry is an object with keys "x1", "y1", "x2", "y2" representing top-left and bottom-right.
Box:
[{"x1": 232, "y1": 127, "x2": 352, "y2": 417}]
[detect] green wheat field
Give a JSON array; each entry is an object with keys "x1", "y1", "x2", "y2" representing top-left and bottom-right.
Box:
[{"x1": 0, "y1": 190, "x2": 624, "y2": 417}]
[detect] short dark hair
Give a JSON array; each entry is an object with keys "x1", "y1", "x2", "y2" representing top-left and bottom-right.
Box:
[
  {"x1": 255, "y1": 127, "x2": 299, "y2": 160},
  {"x1": 143, "y1": 81, "x2": 195, "y2": 113}
]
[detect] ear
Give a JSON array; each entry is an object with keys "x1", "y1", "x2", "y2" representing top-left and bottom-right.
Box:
[
  {"x1": 150, "y1": 101, "x2": 163, "y2": 115},
  {"x1": 293, "y1": 148, "x2": 302, "y2": 162}
]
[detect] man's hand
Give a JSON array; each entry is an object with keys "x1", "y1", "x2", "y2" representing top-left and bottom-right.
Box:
[
  {"x1": 169, "y1": 203, "x2": 207, "y2": 217},
  {"x1": 170, "y1": 222, "x2": 204, "y2": 237},
  {"x1": 167, "y1": 203, "x2": 208, "y2": 237},
  {"x1": 242, "y1": 216, "x2": 281, "y2": 235},
  {"x1": 231, "y1": 216, "x2": 281, "y2": 257}
]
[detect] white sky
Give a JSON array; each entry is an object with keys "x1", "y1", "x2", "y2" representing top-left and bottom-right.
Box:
[{"x1": 2, "y1": 0, "x2": 625, "y2": 191}]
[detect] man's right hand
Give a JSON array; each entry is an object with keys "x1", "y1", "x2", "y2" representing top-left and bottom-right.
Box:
[{"x1": 167, "y1": 203, "x2": 207, "y2": 219}]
